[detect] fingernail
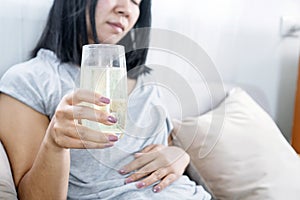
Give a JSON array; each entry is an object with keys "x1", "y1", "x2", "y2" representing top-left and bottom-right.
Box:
[
  {"x1": 108, "y1": 135, "x2": 118, "y2": 142},
  {"x1": 107, "y1": 116, "x2": 117, "y2": 123},
  {"x1": 124, "y1": 178, "x2": 133, "y2": 184},
  {"x1": 99, "y1": 97, "x2": 110, "y2": 104},
  {"x1": 153, "y1": 186, "x2": 161, "y2": 193},
  {"x1": 136, "y1": 182, "x2": 145, "y2": 189},
  {"x1": 118, "y1": 169, "x2": 126, "y2": 175}
]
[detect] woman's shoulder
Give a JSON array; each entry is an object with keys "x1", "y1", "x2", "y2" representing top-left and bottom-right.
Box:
[
  {"x1": 1, "y1": 49, "x2": 58, "y2": 81},
  {"x1": 0, "y1": 49, "x2": 78, "y2": 117},
  {"x1": 1, "y1": 49, "x2": 79, "y2": 86}
]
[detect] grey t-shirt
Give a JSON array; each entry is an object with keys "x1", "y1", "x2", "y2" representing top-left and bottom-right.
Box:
[{"x1": 0, "y1": 49, "x2": 211, "y2": 200}]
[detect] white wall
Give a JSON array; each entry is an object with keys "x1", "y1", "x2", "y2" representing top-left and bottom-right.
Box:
[
  {"x1": 150, "y1": 0, "x2": 300, "y2": 140},
  {"x1": 0, "y1": 0, "x2": 53, "y2": 76}
]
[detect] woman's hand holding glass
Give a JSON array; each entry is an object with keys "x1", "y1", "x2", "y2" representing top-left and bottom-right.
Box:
[
  {"x1": 119, "y1": 144, "x2": 190, "y2": 193},
  {"x1": 46, "y1": 89, "x2": 119, "y2": 149}
]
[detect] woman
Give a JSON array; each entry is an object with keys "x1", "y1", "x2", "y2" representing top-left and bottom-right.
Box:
[{"x1": 0, "y1": 0, "x2": 211, "y2": 199}]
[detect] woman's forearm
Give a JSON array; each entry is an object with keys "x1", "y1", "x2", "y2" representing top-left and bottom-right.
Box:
[
  {"x1": 12, "y1": 89, "x2": 118, "y2": 199},
  {"x1": 17, "y1": 137, "x2": 70, "y2": 200}
]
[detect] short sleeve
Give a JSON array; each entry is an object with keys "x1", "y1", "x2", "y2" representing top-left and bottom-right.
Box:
[
  {"x1": 0, "y1": 61, "x2": 47, "y2": 115},
  {"x1": 0, "y1": 50, "x2": 80, "y2": 119}
]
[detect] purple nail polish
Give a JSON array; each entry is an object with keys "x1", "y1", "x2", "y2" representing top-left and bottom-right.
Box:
[
  {"x1": 124, "y1": 178, "x2": 133, "y2": 184},
  {"x1": 153, "y1": 186, "x2": 161, "y2": 193},
  {"x1": 108, "y1": 135, "x2": 118, "y2": 142},
  {"x1": 107, "y1": 116, "x2": 117, "y2": 123},
  {"x1": 118, "y1": 169, "x2": 126, "y2": 174},
  {"x1": 99, "y1": 97, "x2": 110, "y2": 104},
  {"x1": 136, "y1": 182, "x2": 145, "y2": 189}
]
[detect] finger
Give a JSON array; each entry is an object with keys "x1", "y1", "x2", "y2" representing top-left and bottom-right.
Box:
[
  {"x1": 135, "y1": 144, "x2": 163, "y2": 158},
  {"x1": 140, "y1": 144, "x2": 158, "y2": 153},
  {"x1": 64, "y1": 89, "x2": 110, "y2": 106},
  {"x1": 124, "y1": 161, "x2": 160, "y2": 184},
  {"x1": 70, "y1": 105, "x2": 117, "y2": 125},
  {"x1": 133, "y1": 167, "x2": 169, "y2": 189},
  {"x1": 54, "y1": 121, "x2": 119, "y2": 143},
  {"x1": 72, "y1": 124, "x2": 119, "y2": 143},
  {"x1": 152, "y1": 173, "x2": 178, "y2": 193},
  {"x1": 54, "y1": 135, "x2": 115, "y2": 149},
  {"x1": 119, "y1": 153, "x2": 156, "y2": 175}
]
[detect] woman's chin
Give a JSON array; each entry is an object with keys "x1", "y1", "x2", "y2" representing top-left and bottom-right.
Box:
[{"x1": 100, "y1": 35, "x2": 123, "y2": 45}]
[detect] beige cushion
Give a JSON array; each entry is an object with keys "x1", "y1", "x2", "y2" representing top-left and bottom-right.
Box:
[
  {"x1": 0, "y1": 142, "x2": 17, "y2": 199},
  {"x1": 172, "y1": 88, "x2": 300, "y2": 200}
]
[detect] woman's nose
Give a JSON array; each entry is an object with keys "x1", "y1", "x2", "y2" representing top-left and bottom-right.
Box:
[{"x1": 114, "y1": 0, "x2": 132, "y2": 17}]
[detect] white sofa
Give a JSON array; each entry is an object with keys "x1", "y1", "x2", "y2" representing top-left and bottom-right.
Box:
[
  {"x1": 1, "y1": 1, "x2": 300, "y2": 199},
  {"x1": 0, "y1": 142, "x2": 17, "y2": 199}
]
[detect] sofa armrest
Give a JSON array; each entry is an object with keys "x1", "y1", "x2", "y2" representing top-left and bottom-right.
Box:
[{"x1": 0, "y1": 142, "x2": 18, "y2": 199}]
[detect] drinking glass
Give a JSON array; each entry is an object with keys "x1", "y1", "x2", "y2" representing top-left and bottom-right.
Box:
[{"x1": 80, "y1": 44, "x2": 127, "y2": 137}]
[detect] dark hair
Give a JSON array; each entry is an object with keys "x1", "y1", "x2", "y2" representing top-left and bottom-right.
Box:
[{"x1": 31, "y1": 0, "x2": 152, "y2": 79}]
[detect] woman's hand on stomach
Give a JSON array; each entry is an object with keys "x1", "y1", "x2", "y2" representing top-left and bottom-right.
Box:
[{"x1": 119, "y1": 144, "x2": 190, "y2": 193}]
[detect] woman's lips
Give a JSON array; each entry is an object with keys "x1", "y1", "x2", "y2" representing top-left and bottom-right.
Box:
[{"x1": 107, "y1": 22, "x2": 124, "y2": 33}]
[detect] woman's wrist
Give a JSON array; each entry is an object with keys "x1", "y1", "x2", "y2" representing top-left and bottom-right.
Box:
[
  {"x1": 43, "y1": 125, "x2": 69, "y2": 153},
  {"x1": 43, "y1": 136, "x2": 69, "y2": 153}
]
